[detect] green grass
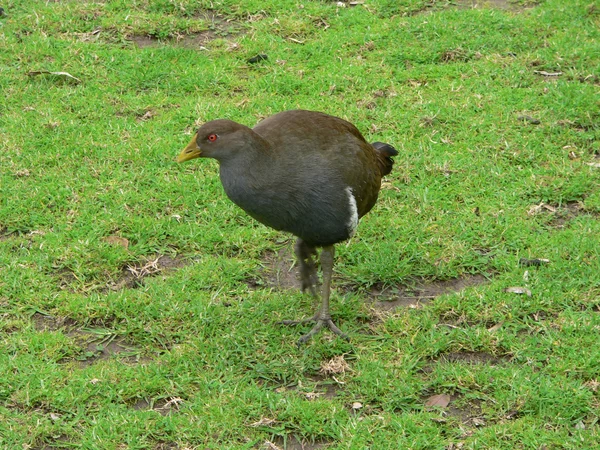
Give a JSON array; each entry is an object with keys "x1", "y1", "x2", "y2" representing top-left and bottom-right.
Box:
[{"x1": 1, "y1": 0, "x2": 599, "y2": 448}]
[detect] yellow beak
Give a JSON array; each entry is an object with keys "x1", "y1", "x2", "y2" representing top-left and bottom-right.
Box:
[{"x1": 176, "y1": 133, "x2": 201, "y2": 162}]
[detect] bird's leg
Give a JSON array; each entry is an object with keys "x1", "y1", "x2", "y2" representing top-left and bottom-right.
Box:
[
  {"x1": 279, "y1": 243, "x2": 349, "y2": 343},
  {"x1": 297, "y1": 245, "x2": 349, "y2": 344},
  {"x1": 293, "y1": 238, "x2": 318, "y2": 296},
  {"x1": 279, "y1": 239, "x2": 319, "y2": 326}
]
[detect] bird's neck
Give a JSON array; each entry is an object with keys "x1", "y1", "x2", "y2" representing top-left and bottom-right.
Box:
[{"x1": 217, "y1": 137, "x2": 275, "y2": 196}]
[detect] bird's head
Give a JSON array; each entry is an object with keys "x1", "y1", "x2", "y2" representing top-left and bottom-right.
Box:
[{"x1": 177, "y1": 119, "x2": 257, "y2": 163}]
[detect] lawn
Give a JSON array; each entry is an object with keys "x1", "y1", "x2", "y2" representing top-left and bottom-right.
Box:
[{"x1": 1, "y1": 0, "x2": 599, "y2": 448}]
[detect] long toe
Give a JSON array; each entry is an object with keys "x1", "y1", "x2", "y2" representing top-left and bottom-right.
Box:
[
  {"x1": 297, "y1": 318, "x2": 349, "y2": 345},
  {"x1": 278, "y1": 316, "x2": 316, "y2": 326}
]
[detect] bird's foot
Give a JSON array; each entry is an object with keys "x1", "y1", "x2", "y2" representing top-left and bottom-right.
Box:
[
  {"x1": 278, "y1": 316, "x2": 316, "y2": 326},
  {"x1": 279, "y1": 316, "x2": 349, "y2": 344},
  {"x1": 298, "y1": 318, "x2": 349, "y2": 345}
]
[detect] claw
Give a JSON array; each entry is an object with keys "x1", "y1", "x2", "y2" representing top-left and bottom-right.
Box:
[
  {"x1": 285, "y1": 244, "x2": 347, "y2": 343},
  {"x1": 297, "y1": 318, "x2": 349, "y2": 345}
]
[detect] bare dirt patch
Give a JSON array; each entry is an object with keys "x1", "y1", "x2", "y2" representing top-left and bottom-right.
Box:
[
  {"x1": 110, "y1": 255, "x2": 187, "y2": 290},
  {"x1": 304, "y1": 373, "x2": 342, "y2": 400},
  {"x1": 250, "y1": 245, "x2": 300, "y2": 291},
  {"x1": 452, "y1": 0, "x2": 536, "y2": 10},
  {"x1": 412, "y1": 0, "x2": 538, "y2": 15},
  {"x1": 529, "y1": 201, "x2": 593, "y2": 228},
  {"x1": 132, "y1": 397, "x2": 183, "y2": 416},
  {"x1": 153, "y1": 442, "x2": 180, "y2": 450},
  {"x1": 557, "y1": 117, "x2": 599, "y2": 132},
  {"x1": 250, "y1": 245, "x2": 487, "y2": 312},
  {"x1": 266, "y1": 436, "x2": 331, "y2": 450},
  {"x1": 31, "y1": 434, "x2": 73, "y2": 450},
  {"x1": 131, "y1": 33, "x2": 224, "y2": 49},
  {"x1": 427, "y1": 393, "x2": 486, "y2": 427},
  {"x1": 437, "y1": 351, "x2": 507, "y2": 365},
  {"x1": 0, "y1": 226, "x2": 16, "y2": 240},
  {"x1": 367, "y1": 274, "x2": 488, "y2": 311},
  {"x1": 55, "y1": 255, "x2": 187, "y2": 292},
  {"x1": 130, "y1": 11, "x2": 241, "y2": 49},
  {"x1": 263, "y1": 356, "x2": 350, "y2": 401},
  {"x1": 73, "y1": 334, "x2": 141, "y2": 366},
  {"x1": 421, "y1": 350, "x2": 510, "y2": 377},
  {"x1": 269, "y1": 374, "x2": 342, "y2": 402},
  {"x1": 31, "y1": 312, "x2": 77, "y2": 331},
  {"x1": 551, "y1": 201, "x2": 587, "y2": 227},
  {"x1": 455, "y1": 0, "x2": 510, "y2": 9},
  {"x1": 31, "y1": 313, "x2": 143, "y2": 365}
]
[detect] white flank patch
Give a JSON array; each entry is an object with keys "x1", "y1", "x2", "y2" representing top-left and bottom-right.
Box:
[{"x1": 345, "y1": 187, "x2": 359, "y2": 236}]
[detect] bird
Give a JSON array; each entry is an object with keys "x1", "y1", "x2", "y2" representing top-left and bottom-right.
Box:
[{"x1": 177, "y1": 110, "x2": 397, "y2": 344}]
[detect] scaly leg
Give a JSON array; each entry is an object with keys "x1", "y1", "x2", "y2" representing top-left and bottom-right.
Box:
[
  {"x1": 279, "y1": 239, "x2": 319, "y2": 327},
  {"x1": 297, "y1": 245, "x2": 349, "y2": 344},
  {"x1": 294, "y1": 238, "x2": 318, "y2": 296}
]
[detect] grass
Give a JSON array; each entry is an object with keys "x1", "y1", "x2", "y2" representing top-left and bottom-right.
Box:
[{"x1": 1, "y1": 0, "x2": 599, "y2": 448}]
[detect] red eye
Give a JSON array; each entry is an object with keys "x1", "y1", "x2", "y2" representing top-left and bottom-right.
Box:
[{"x1": 207, "y1": 134, "x2": 218, "y2": 142}]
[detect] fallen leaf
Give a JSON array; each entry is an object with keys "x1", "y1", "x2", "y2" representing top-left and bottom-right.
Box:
[
  {"x1": 487, "y1": 322, "x2": 503, "y2": 333},
  {"x1": 533, "y1": 70, "x2": 563, "y2": 77},
  {"x1": 50, "y1": 412, "x2": 61, "y2": 421},
  {"x1": 138, "y1": 110, "x2": 155, "y2": 121},
  {"x1": 305, "y1": 392, "x2": 323, "y2": 400},
  {"x1": 249, "y1": 417, "x2": 277, "y2": 427},
  {"x1": 14, "y1": 169, "x2": 30, "y2": 177},
  {"x1": 425, "y1": 393, "x2": 451, "y2": 408},
  {"x1": 104, "y1": 235, "x2": 129, "y2": 249},
  {"x1": 351, "y1": 401, "x2": 363, "y2": 410},
  {"x1": 505, "y1": 286, "x2": 532, "y2": 297},
  {"x1": 472, "y1": 417, "x2": 486, "y2": 427},
  {"x1": 27, "y1": 70, "x2": 81, "y2": 83},
  {"x1": 586, "y1": 162, "x2": 600, "y2": 168}
]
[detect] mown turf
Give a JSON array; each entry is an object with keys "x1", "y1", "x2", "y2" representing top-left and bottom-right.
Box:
[{"x1": 1, "y1": 0, "x2": 599, "y2": 448}]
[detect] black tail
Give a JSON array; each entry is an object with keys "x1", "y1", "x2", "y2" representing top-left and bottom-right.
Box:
[{"x1": 372, "y1": 141, "x2": 398, "y2": 176}]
